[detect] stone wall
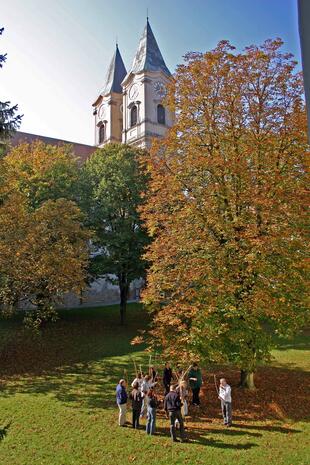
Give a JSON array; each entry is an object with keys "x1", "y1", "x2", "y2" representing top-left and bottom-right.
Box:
[
  {"x1": 17, "y1": 276, "x2": 144, "y2": 310},
  {"x1": 61, "y1": 275, "x2": 143, "y2": 308}
]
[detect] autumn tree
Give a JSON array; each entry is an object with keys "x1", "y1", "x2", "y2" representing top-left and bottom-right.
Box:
[
  {"x1": 141, "y1": 39, "x2": 309, "y2": 388},
  {"x1": 0, "y1": 195, "x2": 90, "y2": 327},
  {"x1": 0, "y1": 27, "x2": 22, "y2": 153},
  {"x1": 0, "y1": 142, "x2": 90, "y2": 326},
  {"x1": 81, "y1": 143, "x2": 149, "y2": 325},
  {"x1": 0, "y1": 141, "x2": 81, "y2": 207}
]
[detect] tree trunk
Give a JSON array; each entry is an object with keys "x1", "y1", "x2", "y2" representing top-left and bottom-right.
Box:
[
  {"x1": 119, "y1": 275, "x2": 129, "y2": 325},
  {"x1": 239, "y1": 369, "x2": 256, "y2": 389},
  {"x1": 79, "y1": 289, "x2": 84, "y2": 306}
]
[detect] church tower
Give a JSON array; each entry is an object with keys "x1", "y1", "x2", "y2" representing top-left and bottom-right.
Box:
[
  {"x1": 121, "y1": 19, "x2": 173, "y2": 148},
  {"x1": 93, "y1": 45, "x2": 127, "y2": 146}
]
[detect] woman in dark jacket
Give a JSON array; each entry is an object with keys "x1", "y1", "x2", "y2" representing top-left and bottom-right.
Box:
[
  {"x1": 163, "y1": 362, "x2": 173, "y2": 395},
  {"x1": 188, "y1": 363, "x2": 203, "y2": 406},
  {"x1": 130, "y1": 381, "x2": 143, "y2": 429}
]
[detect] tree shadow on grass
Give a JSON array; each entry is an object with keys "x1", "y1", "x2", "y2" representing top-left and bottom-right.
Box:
[
  {"x1": 152, "y1": 425, "x2": 258, "y2": 449},
  {"x1": 195, "y1": 426, "x2": 262, "y2": 438},
  {"x1": 0, "y1": 354, "x2": 148, "y2": 411},
  {"x1": 153, "y1": 413, "x2": 301, "y2": 441},
  {"x1": 0, "y1": 422, "x2": 11, "y2": 441},
  {"x1": 0, "y1": 304, "x2": 151, "y2": 410},
  {"x1": 229, "y1": 423, "x2": 302, "y2": 434},
  {"x1": 1, "y1": 360, "x2": 309, "y2": 425},
  {"x1": 0, "y1": 307, "x2": 309, "y2": 426},
  {"x1": 0, "y1": 304, "x2": 148, "y2": 377}
]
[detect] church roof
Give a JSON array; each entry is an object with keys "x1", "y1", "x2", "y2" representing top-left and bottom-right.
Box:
[
  {"x1": 10, "y1": 132, "x2": 95, "y2": 164},
  {"x1": 127, "y1": 19, "x2": 171, "y2": 77},
  {"x1": 100, "y1": 45, "x2": 127, "y2": 96}
]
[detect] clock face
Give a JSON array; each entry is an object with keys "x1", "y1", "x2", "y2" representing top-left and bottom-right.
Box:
[
  {"x1": 129, "y1": 84, "x2": 139, "y2": 100},
  {"x1": 98, "y1": 104, "x2": 106, "y2": 120},
  {"x1": 154, "y1": 81, "x2": 167, "y2": 98}
]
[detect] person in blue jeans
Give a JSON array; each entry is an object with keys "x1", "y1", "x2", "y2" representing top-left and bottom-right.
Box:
[
  {"x1": 164, "y1": 385, "x2": 186, "y2": 442},
  {"x1": 145, "y1": 389, "x2": 157, "y2": 435}
]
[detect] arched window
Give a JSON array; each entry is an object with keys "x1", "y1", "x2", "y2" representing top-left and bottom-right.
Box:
[
  {"x1": 99, "y1": 124, "x2": 105, "y2": 144},
  {"x1": 130, "y1": 105, "x2": 138, "y2": 127},
  {"x1": 157, "y1": 104, "x2": 165, "y2": 125}
]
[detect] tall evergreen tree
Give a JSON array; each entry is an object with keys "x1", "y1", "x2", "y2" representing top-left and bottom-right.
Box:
[{"x1": 0, "y1": 27, "x2": 22, "y2": 147}]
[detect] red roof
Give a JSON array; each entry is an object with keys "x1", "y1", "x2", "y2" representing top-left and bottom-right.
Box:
[{"x1": 10, "y1": 131, "x2": 96, "y2": 163}]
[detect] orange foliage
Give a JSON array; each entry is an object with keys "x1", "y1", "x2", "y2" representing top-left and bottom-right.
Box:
[
  {"x1": 141, "y1": 40, "x2": 309, "y2": 372},
  {"x1": 0, "y1": 142, "x2": 90, "y2": 326}
]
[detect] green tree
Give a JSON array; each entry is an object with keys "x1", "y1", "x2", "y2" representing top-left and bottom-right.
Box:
[
  {"x1": 0, "y1": 27, "x2": 22, "y2": 152},
  {"x1": 82, "y1": 143, "x2": 149, "y2": 325}
]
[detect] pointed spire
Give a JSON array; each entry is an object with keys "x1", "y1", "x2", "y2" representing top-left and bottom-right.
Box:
[
  {"x1": 100, "y1": 44, "x2": 127, "y2": 96},
  {"x1": 128, "y1": 19, "x2": 171, "y2": 77}
]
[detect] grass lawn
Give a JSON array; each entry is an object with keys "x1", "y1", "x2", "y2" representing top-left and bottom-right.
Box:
[{"x1": 0, "y1": 304, "x2": 309, "y2": 465}]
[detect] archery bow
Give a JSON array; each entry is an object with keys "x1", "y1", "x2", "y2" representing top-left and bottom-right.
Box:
[{"x1": 214, "y1": 374, "x2": 219, "y2": 396}]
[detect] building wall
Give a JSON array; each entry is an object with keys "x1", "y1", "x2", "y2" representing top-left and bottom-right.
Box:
[
  {"x1": 94, "y1": 92, "x2": 123, "y2": 146},
  {"x1": 62, "y1": 276, "x2": 143, "y2": 308},
  {"x1": 298, "y1": 0, "x2": 310, "y2": 139},
  {"x1": 18, "y1": 276, "x2": 143, "y2": 310},
  {"x1": 122, "y1": 71, "x2": 174, "y2": 148}
]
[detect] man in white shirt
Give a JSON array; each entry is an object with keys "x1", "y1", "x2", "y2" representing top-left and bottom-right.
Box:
[
  {"x1": 131, "y1": 372, "x2": 143, "y2": 389},
  {"x1": 218, "y1": 378, "x2": 232, "y2": 426}
]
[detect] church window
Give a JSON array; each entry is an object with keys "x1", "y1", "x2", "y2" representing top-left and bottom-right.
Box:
[
  {"x1": 157, "y1": 104, "x2": 165, "y2": 125},
  {"x1": 130, "y1": 105, "x2": 138, "y2": 127},
  {"x1": 99, "y1": 124, "x2": 106, "y2": 144}
]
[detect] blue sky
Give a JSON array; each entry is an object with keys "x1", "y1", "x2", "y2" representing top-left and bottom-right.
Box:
[{"x1": 1, "y1": 0, "x2": 300, "y2": 145}]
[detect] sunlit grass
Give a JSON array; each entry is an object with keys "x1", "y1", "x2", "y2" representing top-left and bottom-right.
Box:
[{"x1": 0, "y1": 304, "x2": 309, "y2": 465}]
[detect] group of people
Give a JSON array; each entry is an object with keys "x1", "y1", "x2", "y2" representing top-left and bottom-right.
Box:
[{"x1": 115, "y1": 362, "x2": 232, "y2": 442}]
